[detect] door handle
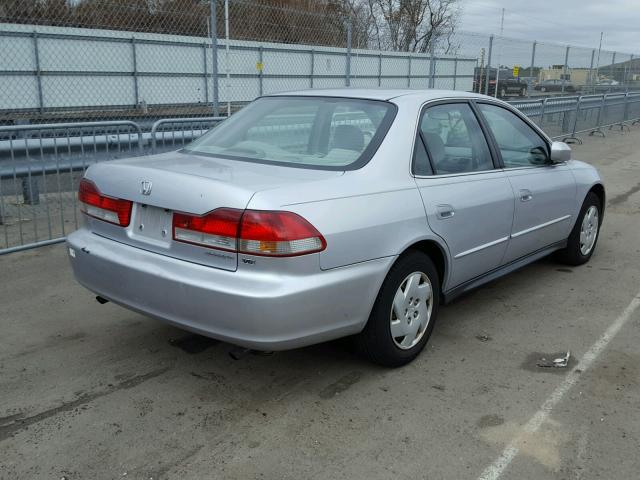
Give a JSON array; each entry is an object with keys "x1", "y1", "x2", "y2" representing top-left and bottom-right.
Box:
[
  {"x1": 436, "y1": 204, "x2": 455, "y2": 219},
  {"x1": 519, "y1": 189, "x2": 533, "y2": 202}
]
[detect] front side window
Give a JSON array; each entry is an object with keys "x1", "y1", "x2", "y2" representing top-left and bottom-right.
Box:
[
  {"x1": 184, "y1": 96, "x2": 396, "y2": 169},
  {"x1": 416, "y1": 102, "x2": 494, "y2": 175},
  {"x1": 477, "y1": 103, "x2": 549, "y2": 168}
]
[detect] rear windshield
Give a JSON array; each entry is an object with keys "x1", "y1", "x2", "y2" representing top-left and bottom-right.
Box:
[{"x1": 184, "y1": 96, "x2": 397, "y2": 170}]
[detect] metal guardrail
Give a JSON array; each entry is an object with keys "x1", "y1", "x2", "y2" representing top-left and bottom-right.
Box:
[
  {"x1": 509, "y1": 92, "x2": 640, "y2": 143},
  {"x1": 0, "y1": 121, "x2": 145, "y2": 252},
  {"x1": 150, "y1": 117, "x2": 225, "y2": 153},
  {"x1": 2, "y1": 92, "x2": 640, "y2": 254},
  {"x1": 0, "y1": 121, "x2": 144, "y2": 178}
]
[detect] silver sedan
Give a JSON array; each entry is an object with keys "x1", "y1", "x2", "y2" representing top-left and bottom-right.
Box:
[{"x1": 67, "y1": 89, "x2": 604, "y2": 366}]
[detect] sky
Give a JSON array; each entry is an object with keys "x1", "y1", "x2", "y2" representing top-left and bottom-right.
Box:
[{"x1": 458, "y1": 0, "x2": 640, "y2": 55}]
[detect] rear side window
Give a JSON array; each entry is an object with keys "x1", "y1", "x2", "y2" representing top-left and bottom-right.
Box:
[
  {"x1": 477, "y1": 103, "x2": 549, "y2": 168},
  {"x1": 415, "y1": 103, "x2": 494, "y2": 175},
  {"x1": 413, "y1": 135, "x2": 433, "y2": 176}
]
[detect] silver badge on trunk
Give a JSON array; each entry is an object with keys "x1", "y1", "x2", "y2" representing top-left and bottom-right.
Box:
[{"x1": 141, "y1": 180, "x2": 153, "y2": 195}]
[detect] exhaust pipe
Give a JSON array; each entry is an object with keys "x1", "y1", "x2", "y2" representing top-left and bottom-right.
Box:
[{"x1": 96, "y1": 296, "x2": 109, "y2": 304}]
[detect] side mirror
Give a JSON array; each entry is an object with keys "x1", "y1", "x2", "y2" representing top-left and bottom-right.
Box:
[{"x1": 550, "y1": 141, "x2": 571, "y2": 163}]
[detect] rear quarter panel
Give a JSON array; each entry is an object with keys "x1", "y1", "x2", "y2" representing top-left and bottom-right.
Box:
[{"x1": 248, "y1": 171, "x2": 448, "y2": 271}]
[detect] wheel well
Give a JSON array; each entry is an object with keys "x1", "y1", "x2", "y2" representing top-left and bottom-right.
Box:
[
  {"x1": 404, "y1": 240, "x2": 447, "y2": 289},
  {"x1": 589, "y1": 184, "x2": 606, "y2": 216}
]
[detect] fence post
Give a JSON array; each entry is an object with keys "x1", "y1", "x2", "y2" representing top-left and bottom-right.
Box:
[
  {"x1": 561, "y1": 45, "x2": 570, "y2": 94},
  {"x1": 429, "y1": 44, "x2": 436, "y2": 88},
  {"x1": 453, "y1": 57, "x2": 458, "y2": 90},
  {"x1": 310, "y1": 48, "x2": 315, "y2": 88},
  {"x1": 32, "y1": 31, "x2": 44, "y2": 113},
  {"x1": 345, "y1": 19, "x2": 352, "y2": 87},
  {"x1": 258, "y1": 45, "x2": 263, "y2": 96},
  {"x1": 224, "y1": 0, "x2": 230, "y2": 116},
  {"x1": 624, "y1": 54, "x2": 633, "y2": 91},
  {"x1": 407, "y1": 54, "x2": 412, "y2": 88},
  {"x1": 588, "y1": 49, "x2": 595, "y2": 94},
  {"x1": 378, "y1": 53, "x2": 382, "y2": 87},
  {"x1": 202, "y1": 42, "x2": 209, "y2": 105},
  {"x1": 131, "y1": 36, "x2": 139, "y2": 106},
  {"x1": 484, "y1": 35, "x2": 493, "y2": 96},
  {"x1": 529, "y1": 41, "x2": 536, "y2": 83},
  {"x1": 210, "y1": 0, "x2": 219, "y2": 116},
  {"x1": 610, "y1": 52, "x2": 616, "y2": 84}
]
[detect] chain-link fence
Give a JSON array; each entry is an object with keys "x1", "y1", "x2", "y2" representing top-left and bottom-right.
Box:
[
  {"x1": 2, "y1": 0, "x2": 640, "y2": 254},
  {"x1": 2, "y1": 0, "x2": 639, "y2": 122}
]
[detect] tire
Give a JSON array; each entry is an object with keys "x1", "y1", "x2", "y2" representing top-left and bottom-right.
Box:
[
  {"x1": 520, "y1": 87, "x2": 527, "y2": 97},
  {"x1": 355, "y1": 250, "x2": 440, "y2": 367},
  {"x1": 500, "y1": 88, "x2": 507, "y2": 97},
  {"x1": 556, "y1": 192, "x2": 602, "y2": 266},
  {"x1": 540, "y1": 86, "x2": 547, "y2": 92}
]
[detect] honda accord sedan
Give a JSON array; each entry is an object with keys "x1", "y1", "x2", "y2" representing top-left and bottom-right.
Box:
[{"x1": 67, "y1": 89, "x2": 604, "y2": 367}]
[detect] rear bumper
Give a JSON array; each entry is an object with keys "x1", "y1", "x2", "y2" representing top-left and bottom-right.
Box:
[{"x1": 67, "y1": 228, "x2": 393, "y2": 350}]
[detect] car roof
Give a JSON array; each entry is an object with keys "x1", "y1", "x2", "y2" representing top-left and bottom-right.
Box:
[{"x1": 267, "y1": 88, "x2": 490, "y2": 102}]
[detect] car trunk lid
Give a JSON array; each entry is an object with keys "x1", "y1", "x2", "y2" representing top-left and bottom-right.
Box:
[{"x1": 83, "y1": 151, "x2": 343, "y2": 271}]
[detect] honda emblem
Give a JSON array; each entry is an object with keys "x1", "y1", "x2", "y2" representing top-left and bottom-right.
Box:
[{"x1": 141, "y1": 180, "x2": 153, "y2": 196}]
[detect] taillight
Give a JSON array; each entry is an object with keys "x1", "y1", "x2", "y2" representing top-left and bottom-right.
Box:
[
  {"x1": 173, "y1": 208, "x2": 243, "y2": 252},
  {"x1": 78, "y1": 178, "x2": 132, "y2": 227},
  {"x1": 172, "y1": 209, "x2": 326, "y2": 257},
  {"x1": 238, "y1": 210, "x2": 325, "y2": 256}
]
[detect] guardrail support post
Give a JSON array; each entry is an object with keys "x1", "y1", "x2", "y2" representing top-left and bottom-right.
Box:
[
  {"x1": 563, "y1": 96, "x2": 583, "y2": 144},
  {"x1": 539, "y1": 97, "x2": 548, "y2": 130},
  {"x1": 620, "y1": 92, "x2": 631, "y2": 131},
  {"x1": 407, "y1": 54, "x2": 412, "y2": 88},
  {"x1": 22, "y1": 177, "x2": 40, "y2": 205},
  {"x1": 589, "y1": 95, "x2": 606, "y2": 137}
]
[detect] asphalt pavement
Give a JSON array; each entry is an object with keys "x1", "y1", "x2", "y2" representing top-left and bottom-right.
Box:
[{"x1": 1, "y1": 126, "x2": 639, "y2": 479}]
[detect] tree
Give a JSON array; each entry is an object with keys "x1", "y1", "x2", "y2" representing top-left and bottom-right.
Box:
[
  {"x1": 0, "y1": 0, "x2": 461, "y2": 52},
  {"x1": 364, "y1": 0, "x2": 460, "y2": 53}
]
